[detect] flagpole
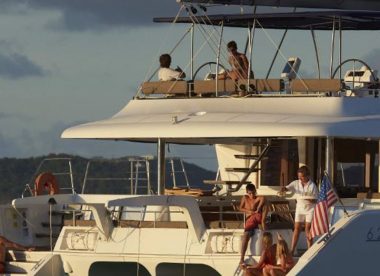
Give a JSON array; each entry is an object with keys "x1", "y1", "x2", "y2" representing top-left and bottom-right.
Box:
[{"x1": 324, "y1": 171, "x2": 349, "y2": 217}]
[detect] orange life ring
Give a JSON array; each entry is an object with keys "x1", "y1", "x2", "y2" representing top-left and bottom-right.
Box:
[{"x1": 34, "y1": 172, "x2": 59, "y2": 196}]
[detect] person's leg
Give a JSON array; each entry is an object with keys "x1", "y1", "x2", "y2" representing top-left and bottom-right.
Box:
[
  {"x1": 245, "y1": 267, "x2": 262, "y2": 276},
  {"x1": 262, "y1": 266, "x2": 270, "y2": 276},
  {"x1": 290, "y1": 221, "x2": 302, "y2": 255},
  {"x1": 240, "y1": 232, "x2": 250, "y2": 265},
  {"x1": 271, "y1": 269, "x2": 286, "y2": 276},
  {"x1": 305, "y1": 222, "x2": 313, "y2": 249}
]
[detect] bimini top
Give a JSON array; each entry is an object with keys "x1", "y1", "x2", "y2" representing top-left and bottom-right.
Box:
[
  {"x1": 154, "y1": 11, "x2": 380, "y2": 30},
  {"x1": 179, "y1": 0, "x2": 380, "y2": 12},
  {"x1": 62, "y1": 97, "x2": 380, "y2": 144}
]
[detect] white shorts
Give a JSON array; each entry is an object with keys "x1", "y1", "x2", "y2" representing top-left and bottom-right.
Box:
[{"x1": 294, "y1": 209, "x2": 314, "y2": 223}]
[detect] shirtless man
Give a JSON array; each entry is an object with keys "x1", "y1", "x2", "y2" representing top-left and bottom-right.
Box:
[
  {"x1": 0, "y1": 236, "x2": 34, "y2": 273},
  {"x1": 239, "y1": 183, "x2": 265, "y2": 267},
  {"x1": 225, "y1": 40, "x2": 250, "y2": 81}
]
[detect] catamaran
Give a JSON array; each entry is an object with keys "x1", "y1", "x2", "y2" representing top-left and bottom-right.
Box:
[{"x1": 2, "y1": 0, "x2": 380, "y2": 275}]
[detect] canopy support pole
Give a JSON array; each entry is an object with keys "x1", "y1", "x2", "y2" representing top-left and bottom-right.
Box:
[
  {"x1": 265, "y1": 29, "x2": 287, "y2": 79},
  {"x1": 310, "y1": 27, "x2": 321, "y2": 80},
  {"x1": 190, "y1": 23, "x2": 195, "y2": 80},
  {"x1": 157, "y1": 138, "x2": 166, "y2": 195},
  {"x1": 329, "y1": 17, "x2": 336, "y2": 78},
  {"x1": 265, "y1": 7, "x2": 295, "y2": 79},
  {"x1": 215, "y1": 21, "x2": 224, "y2": 97},
  {"x1": 325, "y1": 137, "x2": 334, "y2": 183},
  {"x1": 339, "y1": 17, "x2": 342, "y2": 80}
]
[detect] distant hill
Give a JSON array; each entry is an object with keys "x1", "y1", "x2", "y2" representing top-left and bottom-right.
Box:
[{"x1": 0, "y1": 154, "x2": 216, "y2": 204}]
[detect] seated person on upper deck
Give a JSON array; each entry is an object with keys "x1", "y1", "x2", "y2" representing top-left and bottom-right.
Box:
[
  {"x1": 219, "y1": 41, "x2": 251, "y2": 81},
  {"x1": 158, "y1": 53, "x2": 186, "y2": 81},
  {"x1": 239, "y1": 183, "x2": 265, "y2": 268}
]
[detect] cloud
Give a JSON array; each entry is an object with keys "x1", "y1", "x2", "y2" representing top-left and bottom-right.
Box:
[
  {"x1": 1, "y1": 0, "x2": 182, "y2": 31},
  {"x1": 0, "y1": 52, "x2": 46, "y2": 79}
]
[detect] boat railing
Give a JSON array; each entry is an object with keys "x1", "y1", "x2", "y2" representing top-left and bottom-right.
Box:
[
  {"x1": 81, "y1": 157, "x2": 154, "y2": 195},
  {"x1": 138, "y1": 78, "x2": 352, "y2": 99},
  {"x1": 22, "y1": 157, "x2": 75, "y2": 197},
  {"x1": 60, "y1": 207, "x2": 190, "y2": 229}
]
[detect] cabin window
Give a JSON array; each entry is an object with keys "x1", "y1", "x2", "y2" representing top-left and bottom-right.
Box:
[
  {"x1": 334, "y1": 139, "x2": 379, "y2": 196},
  {"x1": 89, "y1": 262, "x2": 150, "y2": 276},
  {"x1": 261, "y1": 139, "x2": 299, "y2": 186},
  {"x1": 156, "y1": 263, "x2": 221, "y2": 276}
]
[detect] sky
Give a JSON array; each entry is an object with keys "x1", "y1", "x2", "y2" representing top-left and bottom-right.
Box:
[{"x1": 1, "y1": 0, "x2": 380, "y2": 171}]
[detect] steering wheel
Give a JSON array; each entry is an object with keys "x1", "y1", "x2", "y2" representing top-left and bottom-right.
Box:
[
  {"x1": 193, "y1": 61, "x2": 227, "y2": 80},
  {"x1": 332, "y1": 58, "x2": 377, "y2": 88}
]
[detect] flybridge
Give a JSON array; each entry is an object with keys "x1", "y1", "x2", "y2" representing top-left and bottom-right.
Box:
[{"x1": 179, "y1": 0, "x2": 380, "y2": 11}]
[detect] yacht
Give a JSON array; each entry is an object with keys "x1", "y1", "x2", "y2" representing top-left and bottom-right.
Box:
[{"x1": 2, "y1": 1, "x2": 380, "y2": 275}]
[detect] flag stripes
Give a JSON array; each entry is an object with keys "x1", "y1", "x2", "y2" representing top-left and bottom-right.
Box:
[{"x1": 310, "y1": 175, "x2": 338, "y2": 238}]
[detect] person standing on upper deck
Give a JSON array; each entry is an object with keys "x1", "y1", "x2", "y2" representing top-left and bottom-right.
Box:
[
  {"x1": 280, "y1": 165, "x2": 318, "y2": 255},
  {"x1": 158, "y1": 53, "x2": 186, "y2": 81},
  {"x1": 224, "y1": 41, "x2": 250, "y2": 81}
]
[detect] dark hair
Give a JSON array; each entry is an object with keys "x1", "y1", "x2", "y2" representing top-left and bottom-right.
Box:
[
  {"x1": 159, "y1": 54, "x2": 171, "y2": 68},
  {"x1": 246, "y1": 183, "x2": 256, "y2": 192},
  {"x1": 227, "y1": 40, "x2": 237, "y2": 50},
  {"x1": 297, "y1": 165, "x2": 310, "y2": 177}
]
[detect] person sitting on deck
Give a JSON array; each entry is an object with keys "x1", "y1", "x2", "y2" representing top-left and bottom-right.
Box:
[
  {"x1": 239, "y1": 183, "x2": 265, "y2": 268},
  {"x1": 262, "y1": 236, "x2": 295, "y2": 276},
  {"x1": 0, "y1": 236, "x2": 34, "y2": 273},
  {"x1": 220, "y1": 41, "x2": 251, "y2": 81},
  {"x1": 158, "y1": 53, "x2": 186, "y2": 81},
  {"x1": 244, "y1": 231, "x2": 276, "y2": 276}
]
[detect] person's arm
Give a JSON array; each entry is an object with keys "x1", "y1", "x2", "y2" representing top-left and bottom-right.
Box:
[
  {"x1": 239, "y1": 196, "x2": 247, "y2": 212},
  {"x1": 255, "y1": 196, "x2": 265, "y2": 213},
  {"x1": 251, "y1": 249, "x2": 267, "y2": 269},
  {"x1": 281, "y1": 181, "x2": 294, "y2": 193},
  {"x1": 241, "y1": 54, "x2": 250, "y2": 78},
  {"x1": 2, "y1": 237, "x2": 33, "y2": 251},
  {"x1": 268, "y1": 255, "x2": 287, "y2": 272},
  {"x1": 309, "y1": 183, "x2": 319, "y2": 204},
  {"x1": 175, "y1": 66, "x2": 186, "y2": 78}
]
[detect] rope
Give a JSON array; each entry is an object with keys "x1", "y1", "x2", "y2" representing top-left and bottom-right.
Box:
[
  {"x1": 188, "y1": 6, "x2": 249, "y2": 80},
  {"x1": 255, "y1": 19, "x2": 305, "y2": 82}
]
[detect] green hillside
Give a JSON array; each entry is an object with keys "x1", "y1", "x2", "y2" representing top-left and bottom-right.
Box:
[{"x1": 0, "y1": 154, "x2": 216, "y2": 204}]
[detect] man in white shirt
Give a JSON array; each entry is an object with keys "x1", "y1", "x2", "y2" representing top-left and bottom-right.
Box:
[
  {"x1": 158, "y1": 54, "x2": 186, "y2": 81},
  {"x1": 281, "y1": 166, "x2": 318, "y2": 255}
]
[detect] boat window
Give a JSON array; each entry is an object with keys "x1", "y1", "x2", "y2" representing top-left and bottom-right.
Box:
[
  {"x1": 334, "y1": 139, "x2": 379, "y2": 197},
  {"x1": 261, "y1": 139, "x2": 299, "y2": 186},
  {"x1": 89, "y1": 262, "x2": 150, "y2": 276},
  {"x1": 156, "y1": 263, "x2": 221, "y2": 276},
  {"x1": 120, "y1": 206, "x2": 146, "y2": 221}
]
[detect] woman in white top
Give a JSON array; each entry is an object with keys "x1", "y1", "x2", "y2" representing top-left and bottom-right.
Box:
[
  {"x1": 158, "y1": 54, "x2": 186, "y2": 81},
  {"x1": 280, "y1": 166, "x2": 318, "y2": 255}
]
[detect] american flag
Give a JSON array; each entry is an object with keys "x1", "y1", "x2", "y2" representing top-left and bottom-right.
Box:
[{"x1": 310, "y1": 175, "x2": 338, "y2": 238}]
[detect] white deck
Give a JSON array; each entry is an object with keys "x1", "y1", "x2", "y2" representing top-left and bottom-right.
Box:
[{"x1": 62, "y1": 97, "x2": 380, "y2": 143}]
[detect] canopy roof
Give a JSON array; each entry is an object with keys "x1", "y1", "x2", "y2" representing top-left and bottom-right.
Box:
[
  {"x1": 180, "y1": 0, "x2": 380, "y2": 11},
  {"x1": 154, "y1": 11, "x2": 380, "y2": 30},
  {"x1": 62, "y1": 97, "x2": 380, "y2": 144}
]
